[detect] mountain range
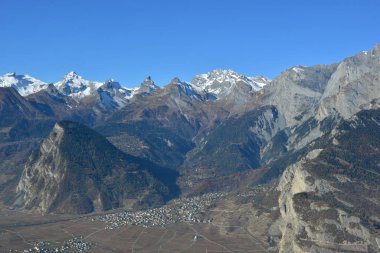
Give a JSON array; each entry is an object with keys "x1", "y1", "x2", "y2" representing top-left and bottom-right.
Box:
[{"x1": 0, "y1": 45, "x2": 379, "y2": 252}]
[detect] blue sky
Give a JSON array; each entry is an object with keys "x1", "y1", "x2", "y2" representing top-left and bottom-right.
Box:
[{"x1": 1, "y1": 0, "x2": 379, "y2": 87}]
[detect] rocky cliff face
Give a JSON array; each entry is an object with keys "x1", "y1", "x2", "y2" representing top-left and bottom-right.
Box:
[
  {"x1": 16, "y1": 123, "x2": 67, "y2": 213},
  {"x1": 273, "y1": 109, "x2": 380, "y2": 253},
  {"x1": 184, "y1": 106, "x2": 286, "y2": 176},
  {"x1": 262, "y1": 64, "x2": 337, "y2": 128},
  {"x1": 14, "y1": 121, "x2": 179, "y2": 214},
  {"x1": 1, "y1": 45, "x2": 380, "y2": 242},
  {"x1": 317, "y1": 45, "x2": 380, "y2": 121}
]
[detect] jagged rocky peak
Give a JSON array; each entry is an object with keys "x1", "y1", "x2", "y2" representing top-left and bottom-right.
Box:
[
  {"x1": 274, "y1": 109, "x2": 380, "y2": 252},
  {"x1": 5, "y1": 72, "x2": 17, "y2": 77},
  {"x1": 54, "y1": 71, "x2": 102, "y2": 99},
  {"x1": 60, "y1": 71, "x2": 90, "y2": 88},
  {"x1": 170, "y1": 76, "x2": 181, "y2": 84},
  {"x1": 15, "y1": 122, "x2": 67, "y2": 213},
  {"x1": 317, "y1": 44, "x2": 380, "y2": 121},
  {"x1": 64, "y1": 70, "x2": 78, "y2": 79},
  {"x1": 102, "y1": 79, "x2": 122, "y2": 89},
  {"x1": 274, "y1": 64, "x2": 338, "y2": 93},
  {"x1": 191, "y1": 69, "x2": 270, "y2": 99},
  {"x1": 164, "y1": 76, "x2": 204, "y2": 100},
  {"x1": 283, "y1": 64, "x2": 333, "y2": 90},
  {"x1": 142, "y1": 75, "x2": 155, "y2": 86},
  {"x1": 133, "y1": 76, "x2": 160, "y2": 96},
  {"x1": 290, "y1": 65, "x2": 306, "y2": 75},
  {"x1": 52, "y1": 72, "x2": 135, "y2": 111},
  {"x1": 0, "y1": 72, "x2": 48, "y2": 96},
  {"x1": 166, "y1": 76, "x2": 189, "y2": 90},
  {"x1": 371, "y1": 43, "x2": 380, "y2": 54},
  {"x1": 97, "y1": 79, "x2": 133, "y2": 110},
  {"x1": 58, "y1": 71, "x2": 85, "y2": 85},
  {"x1": 260, "y1": 63, "x2": 339, "y2": 128},
  {"x1": 15, "y1": 121, "x2": 178, "y2": 214}
]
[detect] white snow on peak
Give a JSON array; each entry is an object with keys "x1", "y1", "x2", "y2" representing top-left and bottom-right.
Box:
[
  {"x1": 132, "y1": 76, "x2": 160, "y2": 97},
  {"x1": 103, "y1": 79, "x2": 122, "y2": 89},
  {"x1": 54, "y1": 71, "x2": 103, "y2": 99},
  {"x1": 292, "y1": 66, "x2": 306, "y2": 74},
  {"x1": 0, "y1": 72, "x2": 48, "y2": 96},
  {"x1": 178, "y1": 81, "x2": 203, "y2": 100},
  {"x1": 164, "y1": 77, "x2": 203, "y2": 100},
  {"x1": 100, "y1": 79, "x2": 134, "y2": 101},
  {"x1": 98, "y1": 87, "x2": 130, "y2": 109},
  {"x1": 0, "y1": 71, "x2": 161, "y2": 110},
  {"x1": 0, "y1": 70, "x2": 272, "y2": 105},
  {"x1": 249, "y1": 75, "x2": 271, "y2": 89},
  {"x1": 191, "y1": 69, "x2": 270, "y2": 99}
]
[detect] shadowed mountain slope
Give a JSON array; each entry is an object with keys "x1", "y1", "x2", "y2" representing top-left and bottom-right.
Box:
[{"x1": 15, "y1": 121, "x2": 180, "y2": 214}]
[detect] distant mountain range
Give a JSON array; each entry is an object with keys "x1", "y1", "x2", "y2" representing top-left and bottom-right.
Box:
[
  {"x1": 0, "y1": 69, "x2": 268, "y2": 103},
  {"x1": 0, "y1": 45, "x2": 379, "y2": 252}
]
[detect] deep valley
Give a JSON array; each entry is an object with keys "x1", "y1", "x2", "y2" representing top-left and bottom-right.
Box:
[{"x1": 1, "y1": 45, "x2": 380, "y2": 252}]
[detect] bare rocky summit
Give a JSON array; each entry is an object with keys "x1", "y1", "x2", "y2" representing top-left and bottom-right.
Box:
[{"x1": 14, "y1": 121, "x2": 179, "y2": 214}]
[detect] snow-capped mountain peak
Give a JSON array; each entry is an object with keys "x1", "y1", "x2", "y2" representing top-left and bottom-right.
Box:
[
  {"x1": 65, "y1": 71, "x2": 79, "y2": 79},
  {"x1": 102, "y1": 79, "x2": 122, "y2": 89},
  {"x1": 96, "y1": 80, "x2": 134, "y2": 110},
  {"x1": 190, "y1": 69, "x2": 270, "y2": 99},
  {"x1": 54, "y1": 71, "x2": 103, "y2": 99},
  {"x1": 166, "y1": 77, "x2": 204, "y2": 100},
  {"x1": 99, "y1": 79, "x2": 134, "y2": 100},
  {"x1": 141, "y1": 76, "x2": 159, "y2": 89},
  {"x1": 0, "y1": 72, "x2": 48, "y2": 96},
  {"x1": 132, "y1": 76, "x2": 160, "y2": 96},
  {"x1": 291, "y1": 66, "x2": 306, "y2": 74},
  {"x1": 249, "y1": 75, "x2": 271, "y2": 89}
]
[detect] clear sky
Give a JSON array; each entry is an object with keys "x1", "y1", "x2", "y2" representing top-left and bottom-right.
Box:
[{"x1": 1, "y1": 0, "x2": 379, "y2": 87}]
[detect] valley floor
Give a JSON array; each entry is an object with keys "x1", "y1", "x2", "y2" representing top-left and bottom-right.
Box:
[{"x1": 0, "y1": 190, "x2": 274, "y2": 253}]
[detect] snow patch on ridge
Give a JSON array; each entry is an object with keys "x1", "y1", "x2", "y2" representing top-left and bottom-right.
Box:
[
  {"x1": 54, "y1": 71, "x2": 103, "y2": 99},
  {"x1": 292, "y1": 66, "x2": 305, "y2": 74},
  {"x1": 191, "y1": 69, "x2": 270, "y2": 99},
  {"x1": 0, "y1": 72, "x2": 48, "y2": 96}
]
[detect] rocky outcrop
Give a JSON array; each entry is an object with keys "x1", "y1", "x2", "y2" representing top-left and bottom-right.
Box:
[
  {"x1": 14, "y1": 121, "x2": 179, "y2": 214},
  {"x1": 16, "y1": 123, "x2": 67, "y2": 213},
  {"x1": 274, "y1": 109, "x2": 380, "y2": 253},
  {"x1": 184, "y1": 106, "x2": 286, "y2": 178},
  {"x1": 276, "y1": 153, "x2": 375, "y2": 252},
  {"x1": 317, "y1": 45, "x2": 380, "y2": 121},
  {"x1": 263, "y1": 64, "x2": 337, "y2": 128}
]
